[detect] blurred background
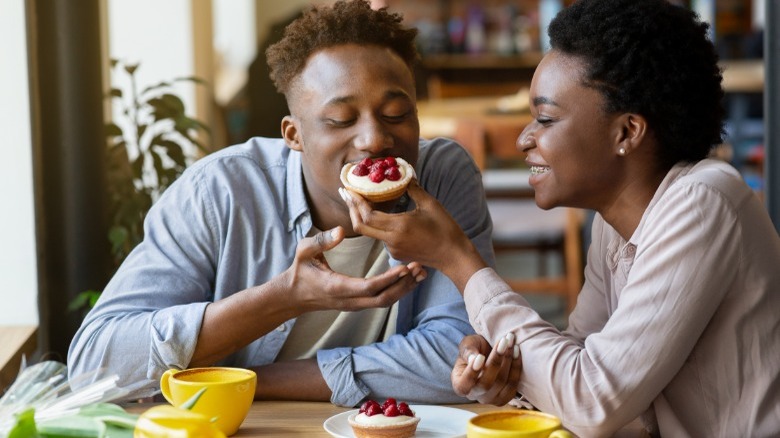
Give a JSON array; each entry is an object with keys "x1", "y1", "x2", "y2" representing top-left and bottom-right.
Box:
[{"x1": 0, "y1": 0, "x2": 773, "y2": 388}]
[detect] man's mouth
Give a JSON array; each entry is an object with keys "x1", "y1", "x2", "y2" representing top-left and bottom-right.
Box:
[{"x1": 530, "y1": 165, "x2": 550, "y2": 175}]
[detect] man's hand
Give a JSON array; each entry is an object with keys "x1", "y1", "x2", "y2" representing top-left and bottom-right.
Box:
[
  {"x1": 451, "y1": 333, "x2": 521, "y2": 406},
  {"x1": 283, "y1": 226, "x2": 426, "y2": 313}
]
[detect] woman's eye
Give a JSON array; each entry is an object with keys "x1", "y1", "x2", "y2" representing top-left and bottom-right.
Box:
[{"x1": 536, "y1": 117, "x2": 553, "y2": 126}]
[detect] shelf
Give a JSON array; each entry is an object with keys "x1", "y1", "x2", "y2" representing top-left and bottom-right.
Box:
[{"x1": 420, "y1": 52, "x2": 544, "y2": 70}]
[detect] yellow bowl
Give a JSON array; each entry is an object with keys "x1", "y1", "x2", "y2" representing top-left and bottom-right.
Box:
[{"x1": 467, "y1": 410, "x2": 573, "y2": 438}]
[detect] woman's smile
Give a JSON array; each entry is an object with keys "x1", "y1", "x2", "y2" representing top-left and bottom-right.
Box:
[{"x1": 529, "y1": 165, "x2": 550, "y2": 176}]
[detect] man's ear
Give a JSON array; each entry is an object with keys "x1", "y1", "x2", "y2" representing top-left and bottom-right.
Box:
[
  {"x1": 281, "y1": 115, "x2": 303, "y2": 151},
  {"x1": 614, "y1": 113, "x2": 648, "y2": 156}
]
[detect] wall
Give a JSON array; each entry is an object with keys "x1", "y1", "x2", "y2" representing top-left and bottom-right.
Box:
[
  {"x1": 0, "y1": 0, "x2": 39, "y2": 325},
  {"x1": 106, "y1": 0, "x2": 197, "y2": 153}
]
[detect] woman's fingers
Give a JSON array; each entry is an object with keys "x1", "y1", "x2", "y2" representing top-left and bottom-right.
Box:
[{"x1": 452, "y1": 333, "x2": 521, "y2": 405}]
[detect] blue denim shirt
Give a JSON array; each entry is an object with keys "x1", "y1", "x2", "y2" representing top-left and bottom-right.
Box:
[{"x1": 68, "y1": 137, "x2": 495, "y2": 406}]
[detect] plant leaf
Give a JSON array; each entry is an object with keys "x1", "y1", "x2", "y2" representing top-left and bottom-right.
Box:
[
  {"x1": 108, "y1": 225, "x2": 129, "y2": 254},
  {"x1": 79, "y1": 403, "x2": 138, "y2": 430},
  {"x1": 131, "y1": 154, "x2": 145, "y2": 180},
  {"x1": 37, "y1": 415, "x2": 106, "y2": 438},
  {"x1": 173, "y1": 75, "x2": 208, "y2": 86},
  {"x1": 124, "y1": 63, "x2": 139, "y2": 75},
  {"x1": 68, "y1": 290, "x2": 102, "y2": 312},
  {"x1": 140, "y1": 81, "x2": 172, "y2": 96},
  {"x1": 8, "y1": 408, "x2": 38, "y2": 438},
  {"x1": 181, "y1": 387, "x2": 208, "y2": 410},
  {"x1": 105, "y1": 123, "x2": 123, "y2": 137}
]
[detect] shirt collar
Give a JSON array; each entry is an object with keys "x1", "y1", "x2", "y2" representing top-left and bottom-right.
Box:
[{"x1": 284, "y1": 149, "x2": 311, "y2": 234}]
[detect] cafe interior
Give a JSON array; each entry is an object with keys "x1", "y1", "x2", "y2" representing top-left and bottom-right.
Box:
[{"x1": 1, "y1": 0, "x2": 777, "y2": 435}]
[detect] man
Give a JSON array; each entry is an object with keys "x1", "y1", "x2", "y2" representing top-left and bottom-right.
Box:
[{"x1": 68, "y1": 0, "x2": 494, "y2": 407}]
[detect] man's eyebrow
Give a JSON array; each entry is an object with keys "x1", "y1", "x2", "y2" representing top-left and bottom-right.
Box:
[
  {"x1": 532, "y1": 96, "x2": 558, "y2": 107},
  {"x1": 386, "y1": 89, "x2": 412, "y2": 100},
  {"x1": 324, "y1": 95, "x2": 354, "y2": 106},
  {"x1": 324, "y1": 89, "x2": 412, "y2": 107}
]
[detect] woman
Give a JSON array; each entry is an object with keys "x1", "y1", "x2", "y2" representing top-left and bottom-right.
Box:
[{"x1": 339, "y1": 0, "x2": 780, "y2": 435}]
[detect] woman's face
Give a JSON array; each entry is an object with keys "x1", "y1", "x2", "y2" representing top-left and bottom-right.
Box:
[{"x1": 519, "y1": 50, "x2": 626, "y2": 211}]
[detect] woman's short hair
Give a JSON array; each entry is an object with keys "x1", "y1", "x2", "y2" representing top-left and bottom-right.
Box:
[
  {"x1": 266, "y1": 0, "x2": 418, "y2": 96},
  {"x1": 549, "y1": 0, "x2": 725, "y2": 167}
]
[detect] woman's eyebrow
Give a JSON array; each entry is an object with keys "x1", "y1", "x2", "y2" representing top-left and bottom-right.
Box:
[{"x1": 532, "y1": 96, "x2": 559, "y2": 107}]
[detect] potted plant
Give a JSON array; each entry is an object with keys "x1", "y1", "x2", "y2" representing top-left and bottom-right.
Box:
[{"x1": 69, "y1": 59, "x2": 210, "y2": 315}]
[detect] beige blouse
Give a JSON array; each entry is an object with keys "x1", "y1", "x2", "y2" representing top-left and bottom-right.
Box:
[{"x1": 464, "y1": 160, "x2": 780, "y2": 437}]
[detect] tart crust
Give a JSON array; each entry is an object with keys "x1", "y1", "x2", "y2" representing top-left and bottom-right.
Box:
[
  {"x1": 347, "y1": 413, "x2": 420, "y2": 438},
  {"x1": 340, "y1": 157, "x2": 414, "y2": 202}
]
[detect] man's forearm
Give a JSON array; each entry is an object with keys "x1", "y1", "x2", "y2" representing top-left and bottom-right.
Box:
[
  {"x1": 190, "y1": 274, "x2": 299, "y2": 367},
  {"x1": 252, "y1": 358, "x2": 332, "y2": 401}
]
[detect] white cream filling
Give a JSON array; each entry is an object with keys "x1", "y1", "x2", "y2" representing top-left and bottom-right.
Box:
[
  {"x1": 354, "y1": 413, "x2": 414, "y2": 426},
  {"x1": 346, "y1": 165, "x2": 408, "y2": 191}
]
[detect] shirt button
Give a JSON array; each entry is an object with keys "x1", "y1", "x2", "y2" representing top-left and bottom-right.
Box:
[{"x1": 276, "y1": 324, "x2": 286, "y2": 332}]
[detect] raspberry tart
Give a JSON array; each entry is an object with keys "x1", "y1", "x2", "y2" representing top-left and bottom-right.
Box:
[
  {"x1": 340, "y1": 157, "x2": 414, "y2": 202},
  {"x1": 348, "y1": 398, "x2": 420, "y2": 438}
]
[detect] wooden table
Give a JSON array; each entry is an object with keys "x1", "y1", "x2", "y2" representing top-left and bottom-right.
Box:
[
  {"x1": 126, "y1": 400, "x2": 647, "y2": 437},
  {"x1": 0, "y1": 325, "x2": 37, "y2": 392}
]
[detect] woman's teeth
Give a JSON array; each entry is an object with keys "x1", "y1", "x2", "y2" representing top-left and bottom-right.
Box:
[{"x1": 530, "y1": 165, "x2": 550, "y2": 175}]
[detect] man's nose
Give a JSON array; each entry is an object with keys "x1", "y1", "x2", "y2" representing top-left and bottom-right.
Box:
[{"x1": 354, "y1": 119, "x2": 392, "y2": 153}]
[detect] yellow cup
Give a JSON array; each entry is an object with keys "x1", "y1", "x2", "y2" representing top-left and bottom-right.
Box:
[
  {"x1": 160, "y1": 367, "x2": 256, "y2": 436},
  {"x1": 467, "y1": 410, "x2": 573, "y2": 438}
]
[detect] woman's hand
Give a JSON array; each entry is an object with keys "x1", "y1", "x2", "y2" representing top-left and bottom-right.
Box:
[
  {"x1": 339, "y1": 181, "x2": 486, "y2": 290},
  {"x1": 283, "y1": 226, "x2": 426, "y2": 313},
  {"x1": 451, "y1": 333, "x2": 521, "y2": 406}
]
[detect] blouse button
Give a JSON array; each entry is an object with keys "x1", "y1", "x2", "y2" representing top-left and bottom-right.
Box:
[{"x1": 276, "y1": 324, "x2": 287, "y2": 332}]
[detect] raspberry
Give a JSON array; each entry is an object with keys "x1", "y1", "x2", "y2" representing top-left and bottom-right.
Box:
[
  {"x1": 381, "y1": 398, "x2": 396, "y2": 410},
  {"x1": 359, "y1": 157, "x2": 374, "y2": 167},
  {"x1": 383, "y1": 157, "x2": 397, "y2": 167},
  {"x1": 369, "y1": 170, "x2": 385, "y2": 183},
  {"x1": 371, "y1": 161, "x2": 388, "y2": 173},
  {"x1": 398, "y1": 402, "x2": 414, "y2": 417},
  {"x1": 383, "y1": 403, "x2": 400, "y2": 417},
  {"x1": 365, "y1": 403, "x2": 382, "y2": 417},
  {"x1": 352, "y1": 163, "x2": 370, "y2": 176},
  {"x1": 360, "y1": 399, "x2": 380, "y2": 414},
  {"x1": 384, "y1": 166, "x2": 401, "y2": 181}
]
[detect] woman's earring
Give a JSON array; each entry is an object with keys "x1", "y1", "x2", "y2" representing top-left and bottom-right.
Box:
[{"x1": 618, "y1": 147, "x2": 627, "y2": 156}]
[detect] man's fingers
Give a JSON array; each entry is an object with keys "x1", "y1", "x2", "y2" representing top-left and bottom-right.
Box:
[
  {"x1": 302, "y1": 226, "x2": 344, "y2": 256},
  {"x1": 326, "y1": 265, "x2": 418, "y2": 310}
]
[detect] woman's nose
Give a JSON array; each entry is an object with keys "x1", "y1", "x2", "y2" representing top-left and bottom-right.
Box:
[
  {"x1": 517, "y1": 124, "x2": 536, "y2": 152},
  {"x1": 354, "y1": 119, "x2": 392, "y2": 153}
]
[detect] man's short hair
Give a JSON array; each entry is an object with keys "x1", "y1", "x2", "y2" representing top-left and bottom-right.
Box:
[{"x1": 266, "y1": 0, "x2": 418, "y2": 96}]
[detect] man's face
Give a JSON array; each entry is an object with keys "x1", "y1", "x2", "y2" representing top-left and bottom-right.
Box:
[{"x1": 282, "y1": 43, "x2": 420, "y2": 216}]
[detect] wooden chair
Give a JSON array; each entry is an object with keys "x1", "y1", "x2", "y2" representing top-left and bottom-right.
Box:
[{"x1": 453, "y1": 118, "x2": 585, "y2": 315}]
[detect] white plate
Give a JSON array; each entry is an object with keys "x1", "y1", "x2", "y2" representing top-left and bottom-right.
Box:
[{"x1": 323, "y1": 405, "x2": 476, "y2": 438}]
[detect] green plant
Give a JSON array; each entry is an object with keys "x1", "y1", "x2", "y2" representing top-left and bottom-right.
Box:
[{"x1": 70, "y1": 60, "x2": 210, "y2": 316}]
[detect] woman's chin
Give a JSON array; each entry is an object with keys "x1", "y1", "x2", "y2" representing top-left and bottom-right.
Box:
[{"x1": 531, "y1": 194, "x2": 557, "y2": 211}]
